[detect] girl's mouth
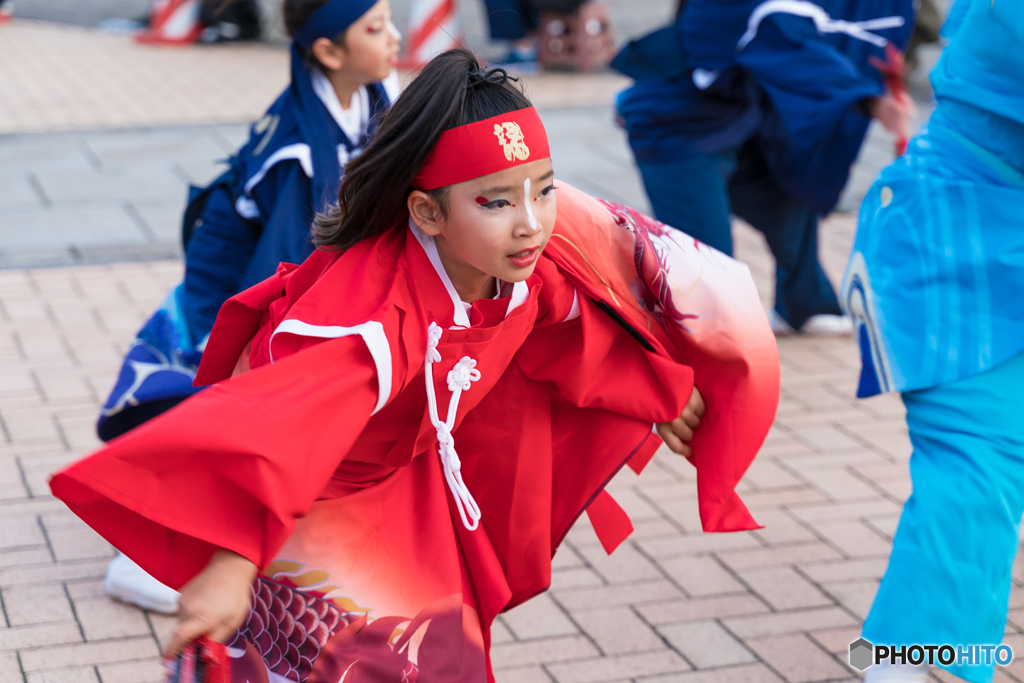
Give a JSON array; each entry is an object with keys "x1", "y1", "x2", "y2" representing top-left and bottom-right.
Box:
[{"x1": 508, "y1": 246, "x2": 539, "y2": 268}]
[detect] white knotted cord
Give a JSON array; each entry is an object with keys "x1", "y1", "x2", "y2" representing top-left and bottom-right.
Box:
[{"x1": 425, "y1": 322, "x2": 482, "y2": 530}]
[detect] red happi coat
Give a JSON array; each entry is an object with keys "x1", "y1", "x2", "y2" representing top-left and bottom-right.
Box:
[{"x1": 50, "y1": 184, "x2": 778, "y2": 683}]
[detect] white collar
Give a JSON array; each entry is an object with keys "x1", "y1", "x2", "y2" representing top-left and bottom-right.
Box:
[
  {"x1": 311, "y1": 68, "x2": 369, "y2": 144},
  {"x1": 408, "y1": 219, "x2": 529, "y2": 329}
]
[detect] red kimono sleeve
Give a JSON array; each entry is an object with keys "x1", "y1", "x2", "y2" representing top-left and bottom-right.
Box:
[
  {"x1": 50, "y1": 335, "x2": 381, "y2": 590},
  {"x1": 518, "y1": 276, "x2": 694, "y2": 425}
]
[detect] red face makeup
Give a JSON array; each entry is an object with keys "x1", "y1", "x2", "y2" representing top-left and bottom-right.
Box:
[{"x1": 476, "y1": 196, "x2": 515, "y2": 207}]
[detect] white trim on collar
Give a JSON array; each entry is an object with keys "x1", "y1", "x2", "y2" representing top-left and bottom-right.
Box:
[
  {"x1": 311, "y1": 68, "x2": 369, "y2": 145},
  {"x1": 244, "y1": 143, "x2": 313, "y2": 194}
]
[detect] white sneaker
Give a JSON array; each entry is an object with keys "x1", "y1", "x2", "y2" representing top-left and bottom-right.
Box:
[
  {"x1": 768, "y1": 310, "x2": 796, "y2": 336},
  {"x1": 863, "y1": 662, "x2": 928, "y2": 682},
  {"x1": 800, "y1": 313, "x2": 853, "y2": 337},
  {"x1": 768, "y1": 311, "x2": 853, "y2": 337},
  {"x1": 105, "y1": 554, "x2": 180, "y2": 614}
]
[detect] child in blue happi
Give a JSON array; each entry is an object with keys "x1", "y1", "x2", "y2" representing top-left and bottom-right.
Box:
[
  {"x1": 97, "y1": 0, "x2": 401, "y2": 615},
  {"x1": 612, "y1": 0, "x2": 915, "y2": 336},
  {"x1": 97, "y1": 0, "x2": 400, "y2": 445},
  {"x1": 843, "y1": 2, "x2": 1024, "y2": 681}
]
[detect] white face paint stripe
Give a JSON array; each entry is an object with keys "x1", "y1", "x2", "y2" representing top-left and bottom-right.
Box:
[
  {"x1": 386, "y1": 17, "x2": 402, "y2": 40},
  {"x1": 524, "y1": 177, "x2": 538, "y2": 231}
]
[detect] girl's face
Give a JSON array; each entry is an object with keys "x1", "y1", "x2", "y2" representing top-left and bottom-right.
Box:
[
  {"x1": 410, "y1": 159, "x2": 558, "y2": 300},
  {"x1": 340, "y1": 0, "x2": 401, "y2": 83}
]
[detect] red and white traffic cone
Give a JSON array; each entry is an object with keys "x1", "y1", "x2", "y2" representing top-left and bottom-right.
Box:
[
  {"x1": 136, "y1": 0, "x2": 202, "y2": 45},
  {"x1": 399, "y1": 0, "x2": 460, "y2": 69}
]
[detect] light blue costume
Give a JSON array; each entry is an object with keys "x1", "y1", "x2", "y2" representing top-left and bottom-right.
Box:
[{"x1": 842, "y1": 2, "x2": 1024, "y2": 681}]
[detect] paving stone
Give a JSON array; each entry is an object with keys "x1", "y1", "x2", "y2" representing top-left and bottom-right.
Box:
[
  {"x1": 572, "y1": 607, "x2": 664, "y2": 655},
  {"x1": 546, "y1": 650, "x2": 691, "y2": 683},
  {"x1": 18, "y1": 636, "x2": 160, "y2": 671},
  {"x1": 95, "y1": 659, "x2": 167, "y2": 683},
  {"x1": 639, "y1": 663, "x2": 784, "y2": 683},
  {"x1": 749, "y1": 511, "x2": 819, "y2": 546},
  {"x1": 72, "y1": 597, "x2": 152, "y2": 641},
  {"x1": 555, "y1": 580, "x2": 684, "y2": 612},
  {"x1": 491, "y1": 635, "x2": 599, "y2": 669},
  {"x1": 745, "y1": 634, "x2": 850, "y2": 683},
  {"x1": 658, "y1": 620, "x2": 756, "y2": 669},
  {"x1": 550, "y1": 568, "x2": 605, "y2": 591},
  {"x1": 25, "y1": 667, "x2": 99, "y2": 683},
  {"x1": 574, "y1": 542, "x2": 663, "y2": 584},
  {"x1": 808, "y1": 626, "x2": 862, "y2": 655},
  {"x1": 812, "y1": 521, "x2": 892, "y2": 559},
  {"x1": 494, "y1": 665, "x2": 555, "y2": 683},
  {"x1": 821, "y1": 580, "x2": 881, "y2": 621},
  {"x1": 801, "y1": 559, "x2": 889, "y2": 584},
  {"x1": 502, "y1": 594, "x2": 579, "y2": 640},
  {"x1": 0, "y1": 652, "x2": 23, "y2": 683},
  {"x1": 636, "y1": 595, "x2": 768, "y2": 627},
  {"x1": 797, "y1": 469, "x2": 881, "y2": 502},
  {"x1": 659, "y1": 556, "x2": 746, "y2": 598},
  {"x1": 638, "y1": 532, "x2": 762, "y2": 560},
  {"x1": 717, "y1": 543, "x2": 843, "y2": 572},
  {"x1": 1, "y1": 582, "x2": 76, "y2": 627},
  {"x1": 739, "y1": 566, "x2": 833, "y2": 612},
  {"x1": 0, "y1": 622, "x2": 83, "y2": 651},
  {"x1": 722, "y1": 607, "x2": 857, "y2": 639}
]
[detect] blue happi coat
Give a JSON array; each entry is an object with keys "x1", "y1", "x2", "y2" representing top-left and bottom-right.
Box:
[
  {"x1": 613, "y1": 0, "x2": 914, "y2": 215},
  {"x1": 97, "y1": 46, "x2": 397, "y2": 441},
  {"x1": 842, "y1": 0, "x2": 1024, "y2": 398}
]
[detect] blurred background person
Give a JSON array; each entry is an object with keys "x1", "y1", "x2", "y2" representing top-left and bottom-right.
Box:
[
  {"x1": 198, "y1": 0, "x2": 262, "y2": 42},
  {"x1": 97, "y1": 0, "x2": 401, "y2": 615},
  {"x1": 905, "y1": 0, "x2": 942, "y2": 69},
  {"x1": 843, "y1": 1, "x2": 1024, "y2": 681},
  {"x1": 483, "y1": 0, "x2": 540, "y2": 66},
  {"x1": 612, "y1": 0, "x2": 916, "y2": 337}
]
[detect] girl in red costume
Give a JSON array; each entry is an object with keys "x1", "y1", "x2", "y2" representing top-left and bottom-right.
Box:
[{"x1": 51, "y1": 49, "x2": 779, "y2": 683}]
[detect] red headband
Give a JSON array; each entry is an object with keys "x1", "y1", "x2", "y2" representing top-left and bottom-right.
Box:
[{"x1": 412, "y1": 107, "x2": 550, "y2": 191}]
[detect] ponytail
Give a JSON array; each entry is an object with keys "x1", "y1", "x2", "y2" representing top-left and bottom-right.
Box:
[{"x1": 312, "y1": 48, "x2": 533, "y2": 251}]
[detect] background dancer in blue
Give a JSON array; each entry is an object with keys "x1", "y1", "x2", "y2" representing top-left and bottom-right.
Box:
[
  {"x1": 843, "y1": 1, "x2": 1024, "y2": 681},
  {"x1": 613, "y1": 0, "x2": 915, "y2": 336},
  {"x1": 98, "y1": 0, "x2": 401, "y2": 616}
]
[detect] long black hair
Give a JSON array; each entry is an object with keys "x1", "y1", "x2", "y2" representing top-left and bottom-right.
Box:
[{"x1": 312, "y1": 48, "x2": 533, "y2": 251}]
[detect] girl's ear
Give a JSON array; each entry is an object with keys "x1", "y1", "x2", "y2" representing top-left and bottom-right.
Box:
[
  {"x1": 312, "y1": 37, "x2": 346, "y2": 72},
  {"x1": 407, "y1": 191, "x2": 444, "y2": 236}
]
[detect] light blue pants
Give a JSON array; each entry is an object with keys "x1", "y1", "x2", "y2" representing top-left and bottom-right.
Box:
[{"x1": 863, "y1": 351, "x2": 1024, "y2": 682}]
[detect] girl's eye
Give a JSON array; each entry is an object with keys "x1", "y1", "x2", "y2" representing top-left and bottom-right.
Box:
[
  {"x1": 482, "y1": 199, "x2": 511, "y2": 210},
  {"x1": 366, "y1": 25, "x2": 383, "y2": 33},
  {"x1": 539, "y1": 183, "x2": 556, "y2": 197}
]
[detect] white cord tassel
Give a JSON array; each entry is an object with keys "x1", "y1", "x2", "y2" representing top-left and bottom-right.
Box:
[{"x1": 425, "y1": 322, "x2": 482, "y2": 530}]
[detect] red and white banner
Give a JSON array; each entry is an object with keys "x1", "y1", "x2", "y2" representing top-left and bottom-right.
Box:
[{"x1": 402, "y1": 0, "x2": 460, "y2": 68}]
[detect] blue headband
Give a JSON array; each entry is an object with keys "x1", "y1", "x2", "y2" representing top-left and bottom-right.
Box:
[{"x1": 292, "y1": 0, "x2": 378, "y2": 48}]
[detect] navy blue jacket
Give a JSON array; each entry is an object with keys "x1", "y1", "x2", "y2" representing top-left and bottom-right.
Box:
[{"x1": 614, "y1": 0, "x2": 914, "y2": 214}]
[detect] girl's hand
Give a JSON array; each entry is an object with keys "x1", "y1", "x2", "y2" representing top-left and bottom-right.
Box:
[
  {"x1": 868, "y1": 93, "x2": 917, "y2": 142},
  {"x1": 656, "y1": 386, "x2": 705, "y2": 458},
  {"x1": 164, "y1": 549, "x2": 258, "y2": 658}
]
